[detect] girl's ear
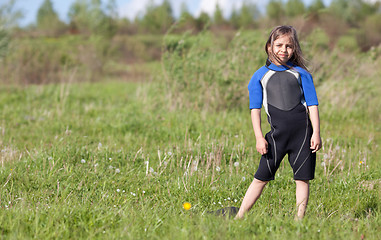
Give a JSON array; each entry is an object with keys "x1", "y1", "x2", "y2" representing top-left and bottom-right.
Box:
[{"x1": 266, "y1": 43, "x2": 272, "y2": 54}]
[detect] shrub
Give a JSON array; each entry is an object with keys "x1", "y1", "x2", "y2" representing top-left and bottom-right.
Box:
[
  {"x1": 336, "y1": 30, "x2": 360, "y2": 52},
  {"x1": 357, "y1": 14, "x2": 381, "y2": 51},
  {"x1": 162, "y1": 30, "x2": 267, "y2": 111},
  {"x1": 0, "y1": 35, "x2": 112, "y2": 84},
  {"x1": 305, "y1": 27, "x2": 330, "y2": 51}
]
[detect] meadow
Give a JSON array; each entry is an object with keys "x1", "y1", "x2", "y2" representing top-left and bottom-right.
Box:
[{"x1": 0, "y1": 29, "x2": 380, "y2": 239}]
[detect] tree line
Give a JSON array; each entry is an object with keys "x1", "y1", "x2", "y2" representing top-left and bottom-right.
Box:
[
  {"x1": 15, "y1": 0, "x2": 381, "y2": 35},
  {"x1": 1, "y1": 0, "x2": 381, "y2": 51}
]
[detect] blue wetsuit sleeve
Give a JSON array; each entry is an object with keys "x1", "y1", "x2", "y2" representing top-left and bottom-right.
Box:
[
  {"x1": 300, "y1": 71, "x2": 319, "y2": 106},
  {"x1": 248, "y1": 72, "x2": 263, "y2": 109}
]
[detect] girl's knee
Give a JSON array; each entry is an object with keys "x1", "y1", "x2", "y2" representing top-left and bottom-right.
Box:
[
  {"x1": 254, "y1": 178, "x2": 269, "y2": 185},
  {"x1": 295, "y1": 180, "x2": 309, "y2": 185}
]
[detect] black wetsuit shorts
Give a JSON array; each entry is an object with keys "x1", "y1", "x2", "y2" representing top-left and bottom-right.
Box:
[{"x1": 254, "y1": 103, "x2": 316, "y2": 181}]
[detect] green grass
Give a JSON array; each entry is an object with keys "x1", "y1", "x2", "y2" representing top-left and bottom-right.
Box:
[
  {"x1": 0, "y1": 78, "x2": 380, "y2": 239},
  {"x1": 0, "y1": 29, "x2": 380, "y2": 239}
]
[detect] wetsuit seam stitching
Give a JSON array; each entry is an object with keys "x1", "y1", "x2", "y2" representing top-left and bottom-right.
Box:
[
  {"x1": 268, "y1": 115, "x2": 277, "y2": 167},
  {"x1": 293, "y1": 108, "x2": 309, "y2": 166},
  {"x1": 294, "y1": 152, "x2": 311, "y2": 175}
]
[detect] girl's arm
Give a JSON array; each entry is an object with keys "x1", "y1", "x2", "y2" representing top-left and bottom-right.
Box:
[
  {"x1": 251, "y1": 109, "x2": 268, "y2": 155},
  {"x1": 308, "y1": 105, "x2": 322, "y2": 153}
]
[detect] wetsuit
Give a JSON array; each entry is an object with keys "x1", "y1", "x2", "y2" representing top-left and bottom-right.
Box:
[{"x1": 248, "y1": 59, "x2": 319, "y2": 181}]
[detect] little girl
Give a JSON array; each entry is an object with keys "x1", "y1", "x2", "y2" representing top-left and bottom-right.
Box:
[{"x1": 236, "y1": 26, "x2": 321, "y2": 220}]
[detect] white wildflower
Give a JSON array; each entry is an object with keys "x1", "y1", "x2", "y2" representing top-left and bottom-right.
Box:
[
  {"x1": 117, "y1": 189, "x2": 120, "y2": 192},
  {"x1": 234, "y1": 162, "x2": 239, "y2": 167},
  {"x1": 242, "y1": 177, "x2": 246, "y2": 181},
  {"x1": 81, "y1": 159, "x2": 86, "y2": 163},
  {"x1": 216, "y1": 166, "x2": 221, "y2": 172},
  {"x1": 115, "y1": 168, "x2": 120, "y2": 173}
]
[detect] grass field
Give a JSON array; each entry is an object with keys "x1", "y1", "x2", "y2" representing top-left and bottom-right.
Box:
[
  {"x1": 0, "y1": 78, "x2": 379, "y2": 239},
  {"x1": 0, "y1": 30, "x2": 380, "y2": 239}
]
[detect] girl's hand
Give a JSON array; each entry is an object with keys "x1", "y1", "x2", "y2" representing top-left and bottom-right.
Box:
[
  {"x1": 256, "y1": 137, "x2": 268, "y2": 155},
  {"x1": 310, "y1": 132, "x2": 322, "y2": 153}
]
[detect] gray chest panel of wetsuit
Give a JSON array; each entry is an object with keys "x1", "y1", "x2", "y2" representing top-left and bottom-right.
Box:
[{"x1": 266, "y1": 71, "x2": 302, "y2": 111}]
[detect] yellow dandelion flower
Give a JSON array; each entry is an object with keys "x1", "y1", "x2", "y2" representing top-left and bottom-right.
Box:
[{"x1": 183, "y1": 202, "x2": 191, "y2": 210}]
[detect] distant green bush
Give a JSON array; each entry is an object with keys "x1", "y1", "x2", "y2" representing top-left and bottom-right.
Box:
[
  {"x1": 0, "y1": 35, "x2": 112, "y2": 84},
  {"x1": 337, "y1": 30, "x2": 360, "y2": 52},
  {"x1": 162, "y1": 30, "x2": 267, "y2": 111},
  {"x1": 0, "y1": 27, "x2": 9, "y2": 58},
  {"x1": 305, "y1": 28, "x2": 330, "y2": 50},
  {"x1": 112, "y1": 34, "x2": 163, "y2": 62}
]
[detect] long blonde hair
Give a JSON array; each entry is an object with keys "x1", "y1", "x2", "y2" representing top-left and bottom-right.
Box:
[{"x1": 265, "y1": 25, "x2": 308, "y2": 71}]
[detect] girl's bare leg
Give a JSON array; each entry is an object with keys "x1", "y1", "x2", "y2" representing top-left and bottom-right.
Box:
[
  {"x1": 235, "y1": 178, "x2": 268, "y2": 219},
  {"x1": 295, "y1": 180, "x2": 310, "y2": 220}
]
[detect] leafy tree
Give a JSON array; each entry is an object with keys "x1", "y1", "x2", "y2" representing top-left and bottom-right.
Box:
[
  {"x1": 230, "y1": 6, "x2": 240, "y2": 29},
  {"x1": 238, "y1": 2, "x2": 259, "y2": 29},
  {"x1": 68, "y1": 0, "x2": 117, "y2": 37},
  {"x1": 0, "y1": 0, "x2": 22, "y2": 59},
  {"x1": 231, "y1": 2, "x2": 259, "y2": 29},
  {"x1": 308, "y1": 0, "x2": 325, "y2": 13},
  {"x1": 179, "y1": 2, "x2": 193, "y2": 20},
  {"x1": 266, "y1": 0, "x2": 285, "y2": 22},
  {"x1": 105, "y1": 0, "x2": 118, "y2": 19},
  {"x1": 37, "y1": 0, "x2": 65, "y2": 35},
  {"x1": 177, "y1": 2, "x2": 195, "y2": 31},
  {"x1": 195, "y1": 12, "x2": 210, "y2": 31},
  {"x1": 285, "y1": 0, "x2": 305, "y2": 17},
  {"x1": 328, "y1": 0, "x2": 377, "y2": 26},
  {"x1": 138, "y1": 0, "x2": 174, "y2": 33},
  {"x1": 213, "y1": 3, "x2": 224, "y2": 26},
  {"x1": 0, "y1": 0, "x2": 22, "y2": 28}
]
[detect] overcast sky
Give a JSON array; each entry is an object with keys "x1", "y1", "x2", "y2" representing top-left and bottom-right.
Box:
[{"x1": 11, "y1": 0, "x2": 336, "y2": 26}]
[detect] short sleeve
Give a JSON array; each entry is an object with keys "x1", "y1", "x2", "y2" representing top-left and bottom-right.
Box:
[
  {"x1": 299, "y1": 69, "x2": 319, "y2": 106},
  {"x1": 248, "y1": 70, "x2": 264, "y2": 109}
]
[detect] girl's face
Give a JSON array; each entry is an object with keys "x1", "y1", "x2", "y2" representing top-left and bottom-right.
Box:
[{"x1": 268, "y1": 34, "x2": 294, "y2": 65}]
